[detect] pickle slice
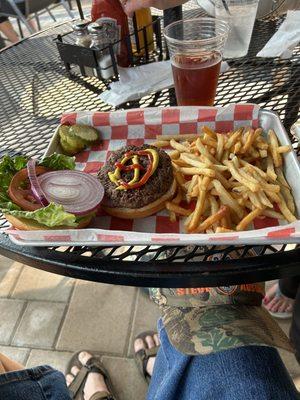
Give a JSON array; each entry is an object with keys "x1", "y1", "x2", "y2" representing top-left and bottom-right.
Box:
[
  {"x1": 59, "y1": 126, "x2": 87, "y2": 155},
  {"x1": 70, "y1": 125, "x2": 99, "y2": 142},
  {"x1": 58, "y1": 124, "x2": 99, "y2": 156},
  {"x1": 60, "y1": 138, "x2": 82, "y2": 156}
]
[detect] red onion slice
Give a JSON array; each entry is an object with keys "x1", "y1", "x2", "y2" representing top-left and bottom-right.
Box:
[
  {"x1": 27, "y1": 159, "x2": 49, "y2": 207},
  {"x1": 38, "y1": 170, "x2": 104, "y2": 215}
]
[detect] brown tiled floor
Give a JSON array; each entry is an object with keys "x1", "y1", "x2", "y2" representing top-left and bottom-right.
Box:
[{"x1": 0, "y1": 253, "x2": 299, "y2": 399}]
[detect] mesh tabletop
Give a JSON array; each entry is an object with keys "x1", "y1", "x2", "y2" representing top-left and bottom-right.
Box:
[{"x1": 0, "y1": 13, "x2": 299, "y2": 287}]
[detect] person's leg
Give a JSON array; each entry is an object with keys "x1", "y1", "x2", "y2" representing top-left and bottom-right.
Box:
[
  {"x1": 280, "y1": 277, "x2": 300, "y2": 300},
  {"x1": 66, "y1": 351, "x2": 116, "y2": 400},
  {"x1": 0, "y1": 19, "x2": 19, "y2": 43},
  {"x1": 0, "y1": 352, "x2": 24, "y2": 373},
  {"x1": 264, "y1": 279, "x2": 297, "y2": 316},
  {"x1": 134, "y1": 332, "x2": 160, "y2": 380},
  {"x1": 16, "y1": 2, "x2": 37, "y2": 32},
  {"x1": 26, "y1": 17, "x2": 36, "y2": 32},
  {"x1": 0, "y1": 365, "x2": 71, "y2": 400},
  {"x1": 290, "y1": 283, "x2": 300, "y2": 362},
  {"x1": 144, "y1": 320, "x2": 299, "y2": 400}
]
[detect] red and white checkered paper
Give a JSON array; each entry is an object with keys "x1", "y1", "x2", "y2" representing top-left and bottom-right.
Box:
[{"x1": 4, "y1": 104, "x2": 300, "y2": 246}]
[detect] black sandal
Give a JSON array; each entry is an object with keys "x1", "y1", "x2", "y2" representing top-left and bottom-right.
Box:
[
  {"x1": 134, "y1": 331, "x2": 160, "y2": 384},
  {"x1": 66, "y1": 350, "x2": 117, "y2": 400}
]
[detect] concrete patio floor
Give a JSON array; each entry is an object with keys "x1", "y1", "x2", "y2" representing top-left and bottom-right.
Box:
[
  {"x1": 1, "y1": 1, "x2": 300, "y2": 398},
  {"x1": 2, "y1": 0, "x2": 198, "y2": 45},
  {"x1": 0, "y1": 253, "x2": 299, "y2": 399},
  {"x1": 2, "y1": 0, "x2": 93, "y2": 47}
]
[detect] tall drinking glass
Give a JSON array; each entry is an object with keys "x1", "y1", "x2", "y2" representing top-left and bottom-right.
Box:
[
  {"x1": 164, "y1": 18, "x2": 229, "y2": 106},
  {"x1": 215, "y1": 0, "x2": 259, "y2": 58}
]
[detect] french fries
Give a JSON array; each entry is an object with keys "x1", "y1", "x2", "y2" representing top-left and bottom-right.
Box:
[
  {"x1": 268, "y1": 129, "x2": 282, "y2": 167},
  {"x1": 267, "y1": 155, "x2": 277, "y2": 181},
  {"x1": 157, "y1": 126, "x2": 296, "y2": 233},
  {"x1": 157, "y1": 133, "x2": 201, "y2": 142},
  {"x1": 212, "y1": 179, "x2": 244, "y2": 219},
  {"x1": 236, "y1": 208, "x2": 263, "y2": 231},
  {"x1": 277, "y1": 194, "x2": 297, "y2": 223},
  {"x1": 152, "y1": 140, "x2": 170, "y2": 148},
  {"x1": 180, "y1": 167, "x2": 215, "y2": 178},
  {"x1": 188, "y1": 177, "x2": 210, "y2": 232},
  {"x1": 166, "y1": 202, "x2": 192, "y2": 216},
  {"x1": 216, "y1": 227, "x2": 235, "y2": 233},
  {"x1": 193, "y1": 205, "x2": 229, "y2": 233},
  {"x1": 170, "y1": 139, "x2": 190, "y2": 153}
]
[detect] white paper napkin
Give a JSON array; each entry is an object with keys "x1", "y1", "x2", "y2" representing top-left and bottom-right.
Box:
[
  {"x1": 99, "y1": 60, "x2": 230, "y2": 107},
  {"x1": 256, "y1": 10, "x2": 300, "y2": 58}
]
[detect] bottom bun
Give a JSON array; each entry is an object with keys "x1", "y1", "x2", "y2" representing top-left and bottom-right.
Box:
[
  {"x1": 102, "y1": 179, "x2": 176, "y2": 219},
  {"x1": 5, "y1": 214, "x2": 93, "y2": 231}
]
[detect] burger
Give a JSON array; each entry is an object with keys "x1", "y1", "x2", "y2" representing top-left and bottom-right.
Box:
[
  {"x1": 98, "y1": 144, "x2": 176, "y2": 219},
  {"x1": 0, "y1": 153, "x2": 104, "y2": 230}
]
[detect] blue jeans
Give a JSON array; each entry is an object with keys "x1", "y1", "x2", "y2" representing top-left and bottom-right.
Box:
[
  {"x1": 147, "y1": 319, "x2": 300, "y2": 400},
  {"x1": 0, "y1": 328, "x2": 299, "y2": 400},
  {"x1": 0, "y1": 365, "x2": 71, "y2": 400}
]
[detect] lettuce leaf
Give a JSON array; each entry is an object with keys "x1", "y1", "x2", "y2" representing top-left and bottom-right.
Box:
[
  {"x1": 40, "y1": 153, "x2": 75, "y2": 170},
  {"x1": 0, "y1": 155, "x2": 28, "y2": 192},
  {"x1": 0, "y1": 155, "x2": 28, "y2": 174},
  {"x1": 2, "y1": 203, "x2": 78, "y2": 228},
  {"x1": 0, "y1": 192, "x2": 21, "y2": 211},
  {"x1": 0, "y1": 153, "x2": 76, "y2": 215}
]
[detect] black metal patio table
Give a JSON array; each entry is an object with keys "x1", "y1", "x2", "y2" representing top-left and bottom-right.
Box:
[{"x1": 0, "y1": 8, "x2": 299, "y2": 288}]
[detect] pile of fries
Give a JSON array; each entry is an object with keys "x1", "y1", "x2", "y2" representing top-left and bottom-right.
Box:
[{"x1": 153, "y1": 126, "x2": 297, "y2": 233}]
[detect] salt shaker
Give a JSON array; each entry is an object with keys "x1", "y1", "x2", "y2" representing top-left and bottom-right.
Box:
[
  {"x1": 72, "y1": 20, "x2": 91, "y2": 47},
  {"x1": 88, "y1": 23, "x2": 115, "y2": 80},
  {"x1": 72, "y1": 20, "x2": 93, "y2": 76}
]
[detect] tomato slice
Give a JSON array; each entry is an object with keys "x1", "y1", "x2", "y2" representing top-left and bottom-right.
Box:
[{"x1": 8, "y1": 166, "x2": 49, "y2": 211}]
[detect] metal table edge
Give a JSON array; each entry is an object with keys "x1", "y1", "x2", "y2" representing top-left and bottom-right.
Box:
[{"x1": 0, "y1": 234, "x2": 299, "y2": 287}]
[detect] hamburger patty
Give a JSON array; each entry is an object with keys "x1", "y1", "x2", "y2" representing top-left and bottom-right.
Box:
[{"x1": 98, "y1": 145, "x2": 174, "y2": 209}]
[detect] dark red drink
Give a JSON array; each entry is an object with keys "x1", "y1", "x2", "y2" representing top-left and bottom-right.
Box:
[{"x1": 172, "y1": 52, "x2": 222, "y2": 106}]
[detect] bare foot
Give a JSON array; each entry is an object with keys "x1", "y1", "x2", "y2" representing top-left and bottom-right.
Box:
[
  {"x1": 134, "y1": 333, "x2": 160, "y2": 377},
  {"x1": 264, "y1": 283, "x2": 294, "y2": 315},
  {"x1": 66, "y1": 351, "x2": 110, "y2": 400}
]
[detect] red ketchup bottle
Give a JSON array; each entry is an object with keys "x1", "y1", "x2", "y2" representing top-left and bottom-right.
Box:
[{"x1": 91, "y1": 0, "x2": 130, "y2": 67}]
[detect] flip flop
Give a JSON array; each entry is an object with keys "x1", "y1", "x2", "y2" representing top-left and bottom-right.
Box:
[
  {"x1": 264, "y1": 286, "x2": 293, "y2": 319},
  {"x1": 134, "y1": 331, "x2": 160, "y2": 385},
  {"x1": 65, "y1": 350, "x2": 117, "y2": 400},
  {"x1": 268, "y1": 309, "x2": 293, "y2": 319}
]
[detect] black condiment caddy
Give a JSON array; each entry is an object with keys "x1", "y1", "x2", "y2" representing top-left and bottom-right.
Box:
[{"x1": 55, "y1": 16, "x2": 164, "y2": 82}]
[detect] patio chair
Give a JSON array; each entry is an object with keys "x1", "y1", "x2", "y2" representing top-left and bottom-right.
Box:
[{"x1": 0, "y1": 0, "x2": 74, "y2": 37}]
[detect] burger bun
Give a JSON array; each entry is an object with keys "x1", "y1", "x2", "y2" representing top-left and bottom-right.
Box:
[
  {"x1": 5, "y1": 213, "x2": 93, "y2": 231},
  {"x1": 102, "y1": 179, "x2": 176, "y2": 219}
]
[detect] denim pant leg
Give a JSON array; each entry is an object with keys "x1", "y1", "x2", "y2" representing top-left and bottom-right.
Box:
[
  {"x1": 279, "y1": 277, "x2": 300, "y2": 358},
  {"x1": 0, "y1": 365, "x2": 71, "y2": 400},
  {"x1": 147, "y1": 319, "x2": 299, "y2": 400},
  {"x1": 279, "y1": 277, "x2": 300, "y2": 300},
  {"x1": 290, "y1": 284, "x2": 300, "y2": 360}
]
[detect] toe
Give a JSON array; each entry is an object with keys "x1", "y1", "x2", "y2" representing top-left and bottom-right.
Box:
[
  {"x1": 71, "y1": 366, "x2": 80, "y2": 376},
  {"x1": 153, "y1": 333, "x2": 160, "y2": 347},
  {"x1": 145, "y1": 335, "x2": 155, "y2": 349},
  {"x1": 66, "y1": 374, "x2": 74, "y2": 386},
  {"x1": 264, "y1": 283, "x2": 278, "y2": 304},
  {"x1": 78, "y1": 351, "x2": 93, "y2": 366},
  {"x1": 277, "y1": 303, "x2": 288, "y2": 313},
  {"x1": 270, "y1": 299, "x2": 284, "y2": 313},
  {"x1": 286, "y1": 303, "x2": 294, "y2": 313},
  {"x1": 278, "y1": 299, "x2": 293, "y2": 314},
  {"x1": 266, "y1": 297, "x2": 280, "y2": 312},
  {"x1": 134, "y1": 338, "x2": 145, "y2": 353}
]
